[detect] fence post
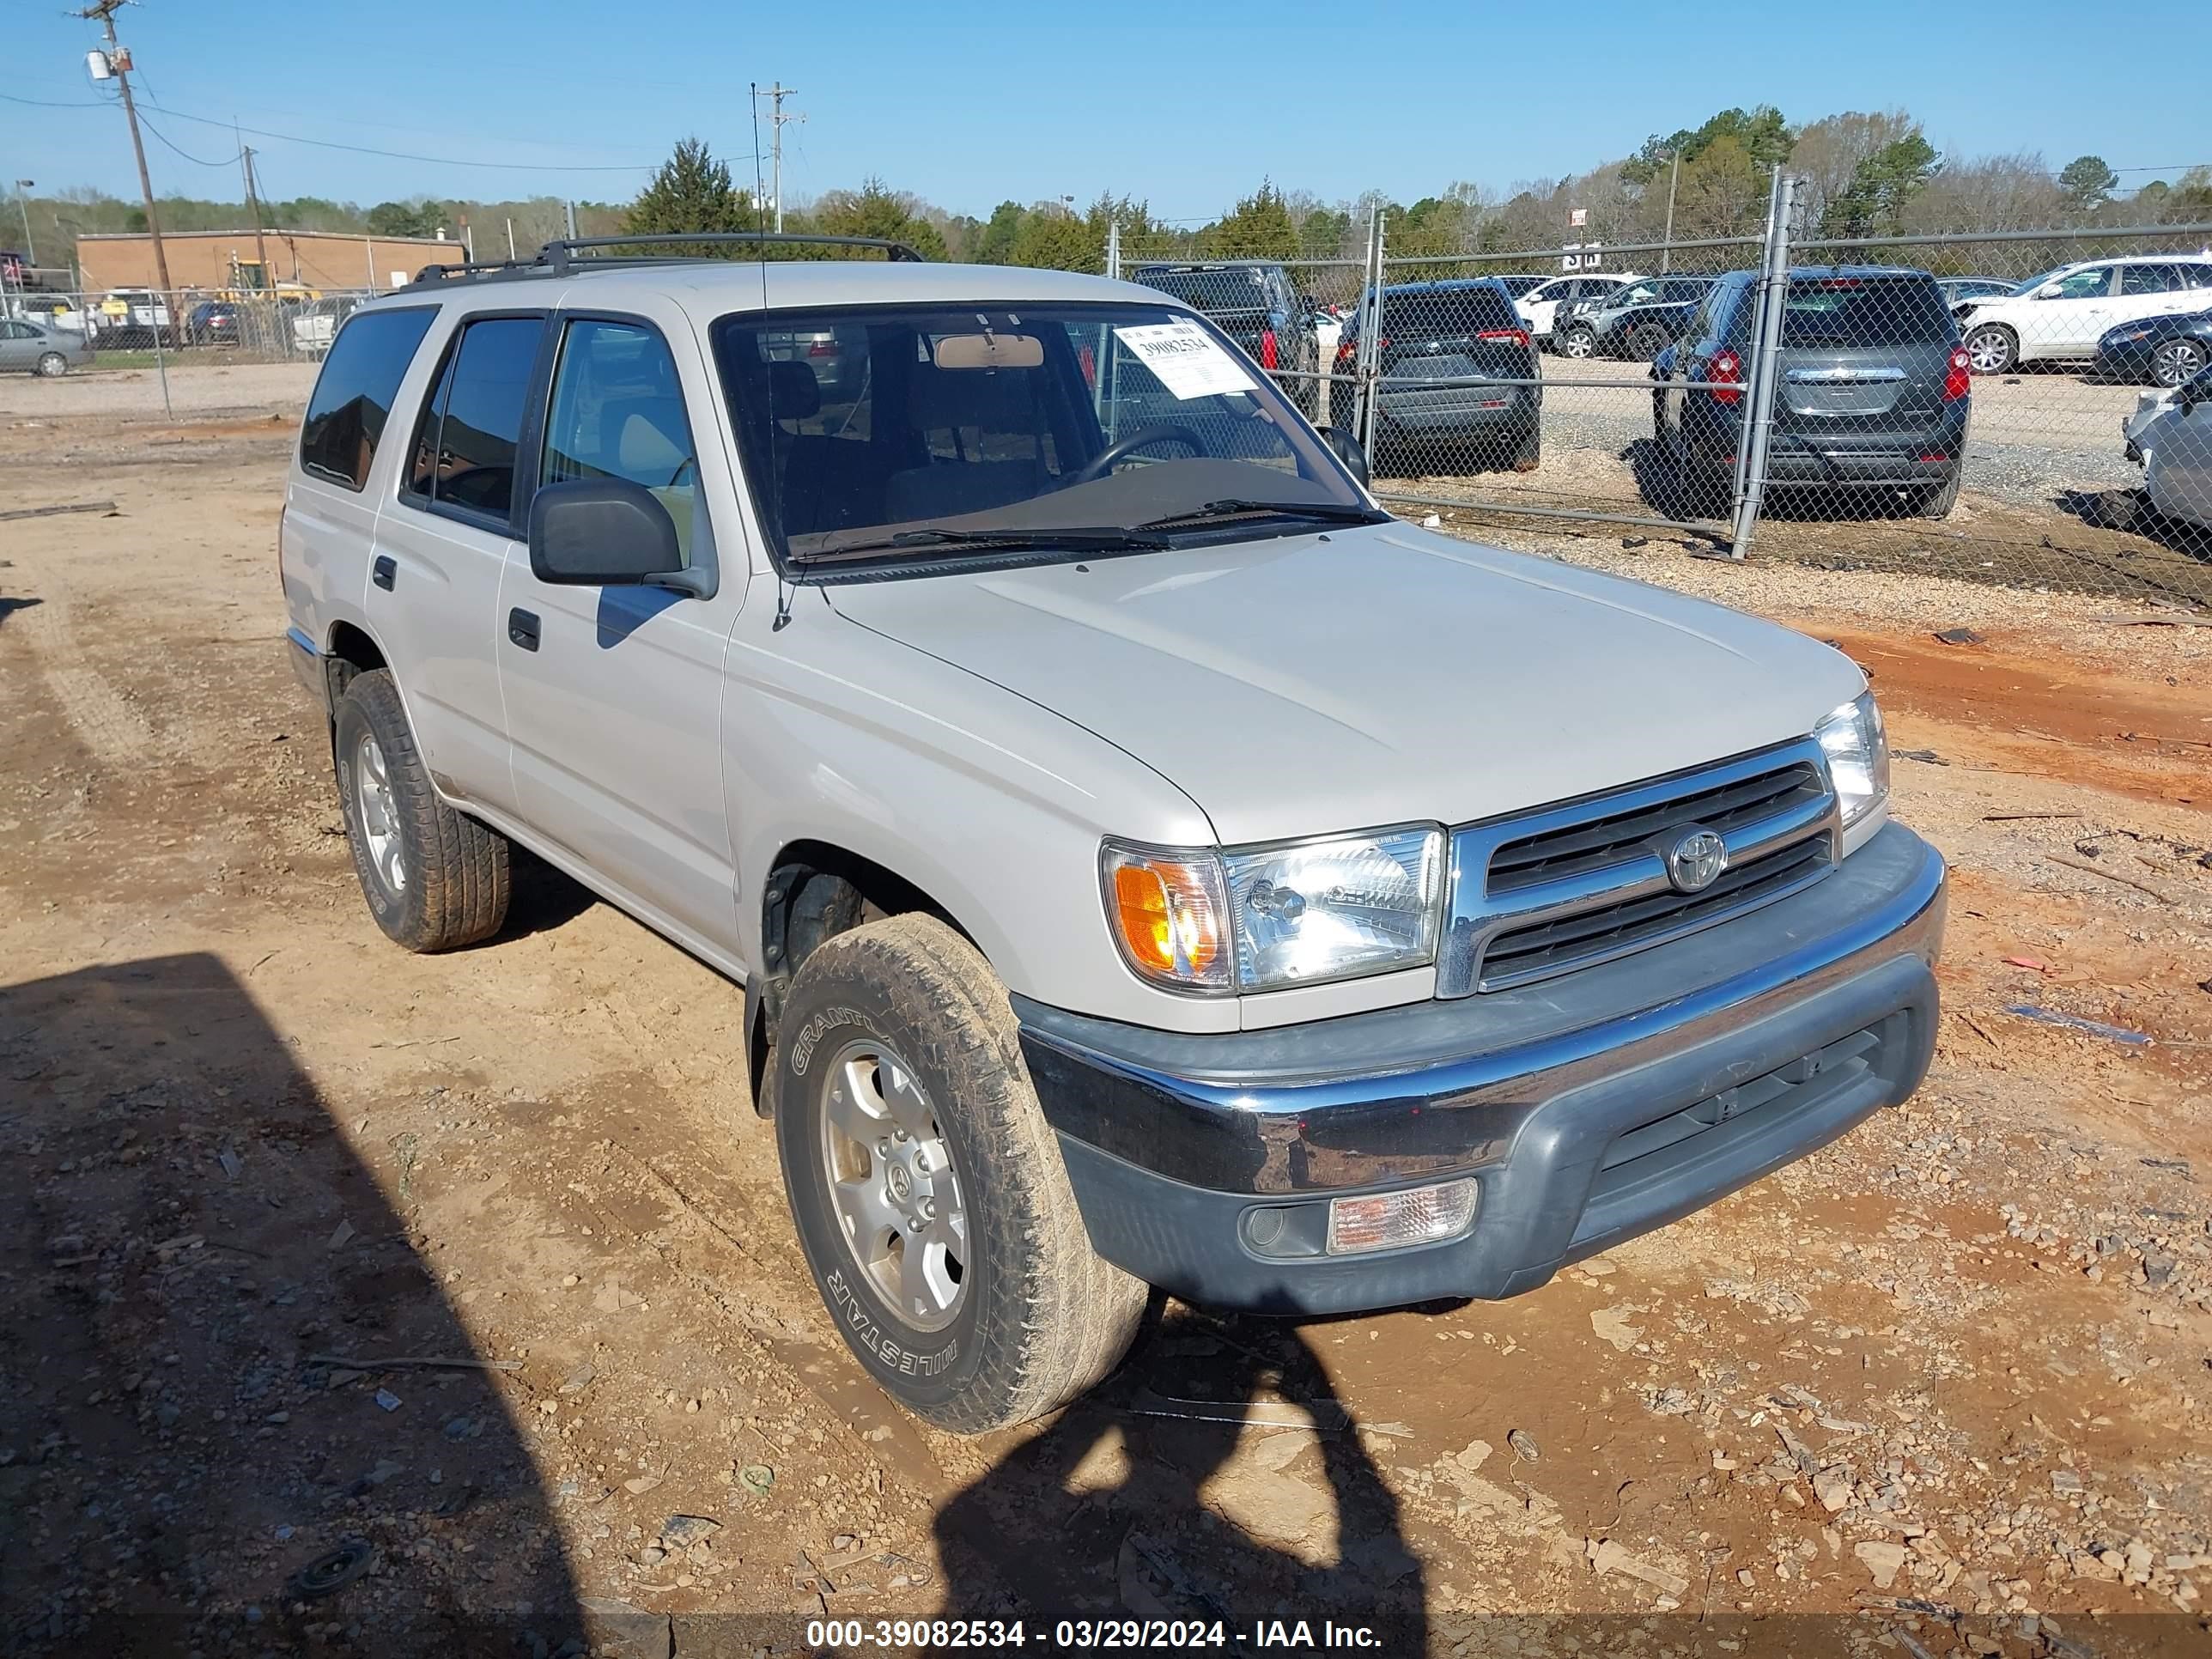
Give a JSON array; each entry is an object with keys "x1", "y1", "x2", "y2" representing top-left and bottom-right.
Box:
[
  {"x1": 151, "y1": 297, "x2": 173, "y2": 421},
  {"x1": 1355, "y1": 209, "x2": 1386, "y2": 456},
  {"x1": 1729, "y1": 171, "x2": 1796, "y2": 560},
  {"x1": 1104, "y1": 218, "x2": 1120, "y2": 283}
]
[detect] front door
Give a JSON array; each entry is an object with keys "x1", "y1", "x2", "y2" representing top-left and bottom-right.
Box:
[
  {"x1": 496, "y1": 307, "x2": 746, "y2": 958},
  {"x1": 2027, "y1": 264, "x2": 2118, "y2": 356}
]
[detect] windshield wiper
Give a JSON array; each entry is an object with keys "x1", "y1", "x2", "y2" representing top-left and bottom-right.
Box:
[
  {"x1": 799, "y1": 525, "x2": 1171, "y2": 562},
  {"x1": 1133, "y1": 498, "x2": 1389, "y2": 531}
]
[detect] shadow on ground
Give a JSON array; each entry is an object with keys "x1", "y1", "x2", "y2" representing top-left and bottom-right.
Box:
[
  {"x1": 0, "y1": 953, "x2": 583, "y2": 1656},
  {"x1": 933, "y1": 1307, "x2": 1427, "y2": 1650}
]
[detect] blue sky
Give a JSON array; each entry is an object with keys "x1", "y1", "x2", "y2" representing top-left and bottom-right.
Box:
[{"x1": 3, "y1": 0, "x2": 2207, "y2": 219}]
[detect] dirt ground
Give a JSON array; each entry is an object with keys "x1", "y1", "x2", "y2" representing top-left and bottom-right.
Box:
[{"x1": 3, "y1": 398, "x2": 2212, "y2": 1659}]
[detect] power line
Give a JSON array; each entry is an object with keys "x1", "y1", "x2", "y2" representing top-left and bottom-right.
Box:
[
  {"x1": 134, "y1": 108, "x2": 240, "y2": 169},
  {"x1": 0, "y1": 88, "x2": 655, "y2": 173}
]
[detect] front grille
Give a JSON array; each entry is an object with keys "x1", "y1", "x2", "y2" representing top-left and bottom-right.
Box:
[{"x1": 1438, "y1": 742, "x2": 1838, "y2": 997}]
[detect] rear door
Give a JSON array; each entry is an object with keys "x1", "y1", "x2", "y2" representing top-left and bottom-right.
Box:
[
  {"x1": 495, "y1": 304, "x2": 746, "y2": 957},
  {"x1": 1763, "y1": 275, "x2": 1957, "y2": 442},
  {"x1": 366, "y1": 309, "x2": 549, "y2": 817},
  {"x1": 2114, "y1": 263, "x2": 2200, "y2": 329},
  {"x1": 0, "y1": 319, "x2": 38, "y2": 370}
]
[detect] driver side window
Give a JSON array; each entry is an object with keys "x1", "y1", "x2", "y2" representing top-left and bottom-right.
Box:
[{"x1": 542, "y1": 318, "x2": 700, "y2": 565}]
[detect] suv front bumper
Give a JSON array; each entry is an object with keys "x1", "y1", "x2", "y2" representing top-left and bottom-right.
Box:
[{"x1": 1017, "y1": 822, "x2": 1943, "y2": 1316}]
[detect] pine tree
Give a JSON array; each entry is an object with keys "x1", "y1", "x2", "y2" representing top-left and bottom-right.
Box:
[{"x1": 624, "y1": 137, "x2": 748, "y2": 238}]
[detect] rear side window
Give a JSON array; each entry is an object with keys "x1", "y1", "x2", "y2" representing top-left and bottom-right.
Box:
[
  {"x1": 2120, "y1": 264, "x2": 2186, "y2": 296},
  {"x1": 298, "y1": 307, "x2": 436, "y2": 491},
  {"x1": 1765, "y1": 276, "x2": 1955, "y2": 347},
  {"x1": 1136, "y1": 268, "x2": 1271, "y2": 312},
  {"x1": 404, "y1": 316, "x2": 544, "y2": 523}
]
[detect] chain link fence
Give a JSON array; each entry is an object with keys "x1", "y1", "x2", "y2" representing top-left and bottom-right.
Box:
[
  {"x1": 0, "y1": 283, "x2": 377, "y2": 370},
  {"x1": 1115, "y1": 199, "x2": 2212, "y2": 611}
]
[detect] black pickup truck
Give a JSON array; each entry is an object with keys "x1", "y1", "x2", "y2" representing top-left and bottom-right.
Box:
[{"x1": 1129, "y1": 261, "x2": 1320, "y2": 404}]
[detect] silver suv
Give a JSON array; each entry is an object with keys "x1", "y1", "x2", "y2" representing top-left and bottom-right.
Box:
[{"x1": 282, "y1": 234, "x2": 1947, "y2": 1432}]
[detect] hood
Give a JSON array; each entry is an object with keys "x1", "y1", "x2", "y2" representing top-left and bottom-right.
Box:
[{"x1": 825, "y1": 525, "x2": 1864, "y2": 845}]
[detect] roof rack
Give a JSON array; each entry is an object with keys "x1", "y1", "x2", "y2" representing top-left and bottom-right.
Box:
[
  {"x1": 405, "y1": 231, "x2": 927, "y2": 289},
  {"x1": 543, "y1": 232, "x2": 926, "y2": 271}
]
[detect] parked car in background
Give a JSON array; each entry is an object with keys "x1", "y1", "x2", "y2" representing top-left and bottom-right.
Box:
[
  {"x1": 1334, "y1": 278, "x2": 1540, "y2": 471},
  {"x1": 2122, "y1": 370, "x2": 2212, "y2": 531},
  {"x1": 1516, "y1": 272, "x2": 1637, "y2": 345},
  {"x1": 94, "y1": 289, "x2": 176, "y2": 348},
  {"x1": 1934, "y1": 276, "x2": 2011, "y2": 308},
  {"x1": 1560, "y1": 276, "x2": 1715, "y2": 360},
  {"x1": 2096, "y1": 307, "x2": 2212, "y2": 389},
  {"x1": 1130, "y1": 261, "x2": 1319, "y2": 392},
  {"x1": 289, "y1": 296, "x2": 362, "y2": 358},
  {"x1": 1952, "y1": 257, "x2": 2212, "y2": 374},
  {"x1": 1653, "y1": 266, "x2": 1967, "y2": 519},
  {"x1": 187, "y1": 299, "x2": 243, "y2": 348},
  {"x1": 0, "y1": 315, "x2": 94, "y2": 376}
]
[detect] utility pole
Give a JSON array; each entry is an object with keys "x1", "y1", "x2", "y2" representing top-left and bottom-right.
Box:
[
  {"x1": 13, "y1": 180, "x2": 33, "y2": 265},
  {"x1": 240, "y1": 143, "x2": 270, "y2": 290},
  {"x1": 79, "y1": 0, "x2": 172, "y2": 302},
  {"x1": 1661, "y1": 149, "x2": 1682, "y2": 273},
  {"x1": 758, "y1": 83, "x2": 803, "y2": 233}
]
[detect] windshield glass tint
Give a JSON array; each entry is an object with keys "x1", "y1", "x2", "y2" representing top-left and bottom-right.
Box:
[{"x1": 712, "y1": 304, "x2": 1364, "y2": 562}]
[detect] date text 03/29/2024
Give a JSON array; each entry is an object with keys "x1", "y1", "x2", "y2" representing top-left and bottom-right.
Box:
[{"x1": 803, "y1": 1619, "x2": 1384, "y2": 1650}]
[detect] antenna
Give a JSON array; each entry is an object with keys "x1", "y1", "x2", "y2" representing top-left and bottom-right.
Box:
[{"x1": 750, "y1": 82, "x2": 795, "y2": 632}]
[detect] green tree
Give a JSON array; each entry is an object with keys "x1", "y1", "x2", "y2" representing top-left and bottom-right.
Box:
[
  {"x1": 1204, "y1": 180, "x2": 1299, "y2": 258},
  {"x1": 366, "y1": 200, "x2": 437, "y2": 238},
  {"x1": 1818, "y1": 133, "x2": 1942, "y2": 236},
  {"x1": 2056, "y1": 155, "x2": 2118, "y2": 211},
  {"x1": 624, "y1": 137, "x2": 748, "y2": 238},
  {"x1": 1625, "y1": 106, "x2": 1793, "y2": 185},
  {"x1": 1010, "y1": 207, "x2": 1100, "y2": 272},
  {"x1": 973, "y1": 200, "x2": 1027, "y2": 264},
  {"x1": 812, "y1": 177, "x2": 948, "y2": 259}
]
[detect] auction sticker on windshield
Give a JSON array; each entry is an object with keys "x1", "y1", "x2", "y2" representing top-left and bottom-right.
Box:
[{"x1": 1115, "y1": 321, "x2": 1257, "y2": 399}]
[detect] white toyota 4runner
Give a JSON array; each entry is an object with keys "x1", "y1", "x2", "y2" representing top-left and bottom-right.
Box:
[{"x1": 282, "y1": 234, "x2": 1946, "y2": 1431}]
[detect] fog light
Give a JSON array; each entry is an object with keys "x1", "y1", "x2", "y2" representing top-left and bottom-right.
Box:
[{"x1": 1326, "y1": 1180, "x2": 1478, "y2": 1255}]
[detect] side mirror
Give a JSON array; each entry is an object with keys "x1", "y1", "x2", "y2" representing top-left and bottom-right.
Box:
[
  {"x1": 2036, "y1": 283, "x2": 2063, "y2": 300},
  {"x1": 1321, "y1": 424, "x2": 1370, "y2": 487},
  {"x1": 527, "y1": 478, "x2": 705, "y2": 595}
]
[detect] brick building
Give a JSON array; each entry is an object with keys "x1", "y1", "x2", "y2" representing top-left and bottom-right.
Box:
[{"x1": 76, "y1": 228, "x2": 465, "y2": 294}]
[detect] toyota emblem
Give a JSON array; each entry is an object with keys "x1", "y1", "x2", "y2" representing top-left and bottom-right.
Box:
[{"x1": 1666, "y1": 827, "x2": 1728, "y2": 894}]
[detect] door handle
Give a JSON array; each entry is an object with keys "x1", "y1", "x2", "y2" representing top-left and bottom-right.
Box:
[
  {"x1": 507, "y1": 608, "x2": 540, "y2": 652},
  {"x1": 371, "y1": 555, "x2": 396, "y2": 591}
]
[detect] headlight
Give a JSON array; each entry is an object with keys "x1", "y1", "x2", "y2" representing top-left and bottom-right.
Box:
[
  {"x1": 1815, "y1": 691, "x2": 1889, "y2": 830},
  {"x1": 1102, "y1": 826, "x2": 1443, "y2": 994}
]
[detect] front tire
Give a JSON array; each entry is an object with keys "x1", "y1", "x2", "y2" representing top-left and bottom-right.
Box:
[
  {"x1": 1560, "y1": 325, "x2": 1596, "y2": 360},
  {"x1": 774, "y1": 915, "x2": 1146, "y2": 1433},
  {"x1": 1966, "y1": 325, "x2": 2017, "y2": 375},
  {"x1": 35, "y1": 352, "x2": 68, "y2": 378},
  {"x1": 333, "y1": 669, "x2": 510, "y2": 952},
  {"x1": 1628, "y1": 323, "x2": 1671, "y2": 362}
]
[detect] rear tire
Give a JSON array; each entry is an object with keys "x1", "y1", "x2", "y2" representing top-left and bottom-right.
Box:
[
  {"x1": 774, "y1": 915, "x2": 1147, "y2": 1433},
  {"x1": 1628, "y1": 323, "x2": 1671, "y2": 362},
  {"x1": 1915, "y1": 469, "x2": 1963, "y2": 520},
  {"x1": 1510, "y1": 420, "x2": 1541, "y2": 472},
  {"x1": 35, "y1": 352, "x2": 68, "y2": 378},
  {"x1": 333, "y1": 668, "x2": 510, "y2": 952}
]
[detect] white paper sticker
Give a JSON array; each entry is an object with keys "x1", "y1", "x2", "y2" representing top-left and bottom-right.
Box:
[{"x1": 1113, "y1": 321, "x2": 1256, "y2": 400}]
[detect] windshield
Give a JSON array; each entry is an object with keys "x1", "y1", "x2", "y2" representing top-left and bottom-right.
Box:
[
  {"x1": 2005, "y1": 266, "x2": 2066, "y2": 298},
  {"x1": 712, "y1": 302, "x2": 1373, "y2": 567}
]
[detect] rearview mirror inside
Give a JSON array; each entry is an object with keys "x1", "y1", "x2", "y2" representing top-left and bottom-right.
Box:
[{"x1": 527, "y1": 479, "x2": 705, "y2": 595}]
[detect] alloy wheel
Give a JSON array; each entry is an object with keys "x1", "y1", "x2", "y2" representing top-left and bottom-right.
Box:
[
  {"x1": 2152, "y1": 339, "x2": 2206, "y2": 389},
  {"x1": 818, "y1": 1038, "x2": 968, "y2": 1330},
  {"x1": 352, "y1": 732, "x2": 407, "y2": 896}
]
